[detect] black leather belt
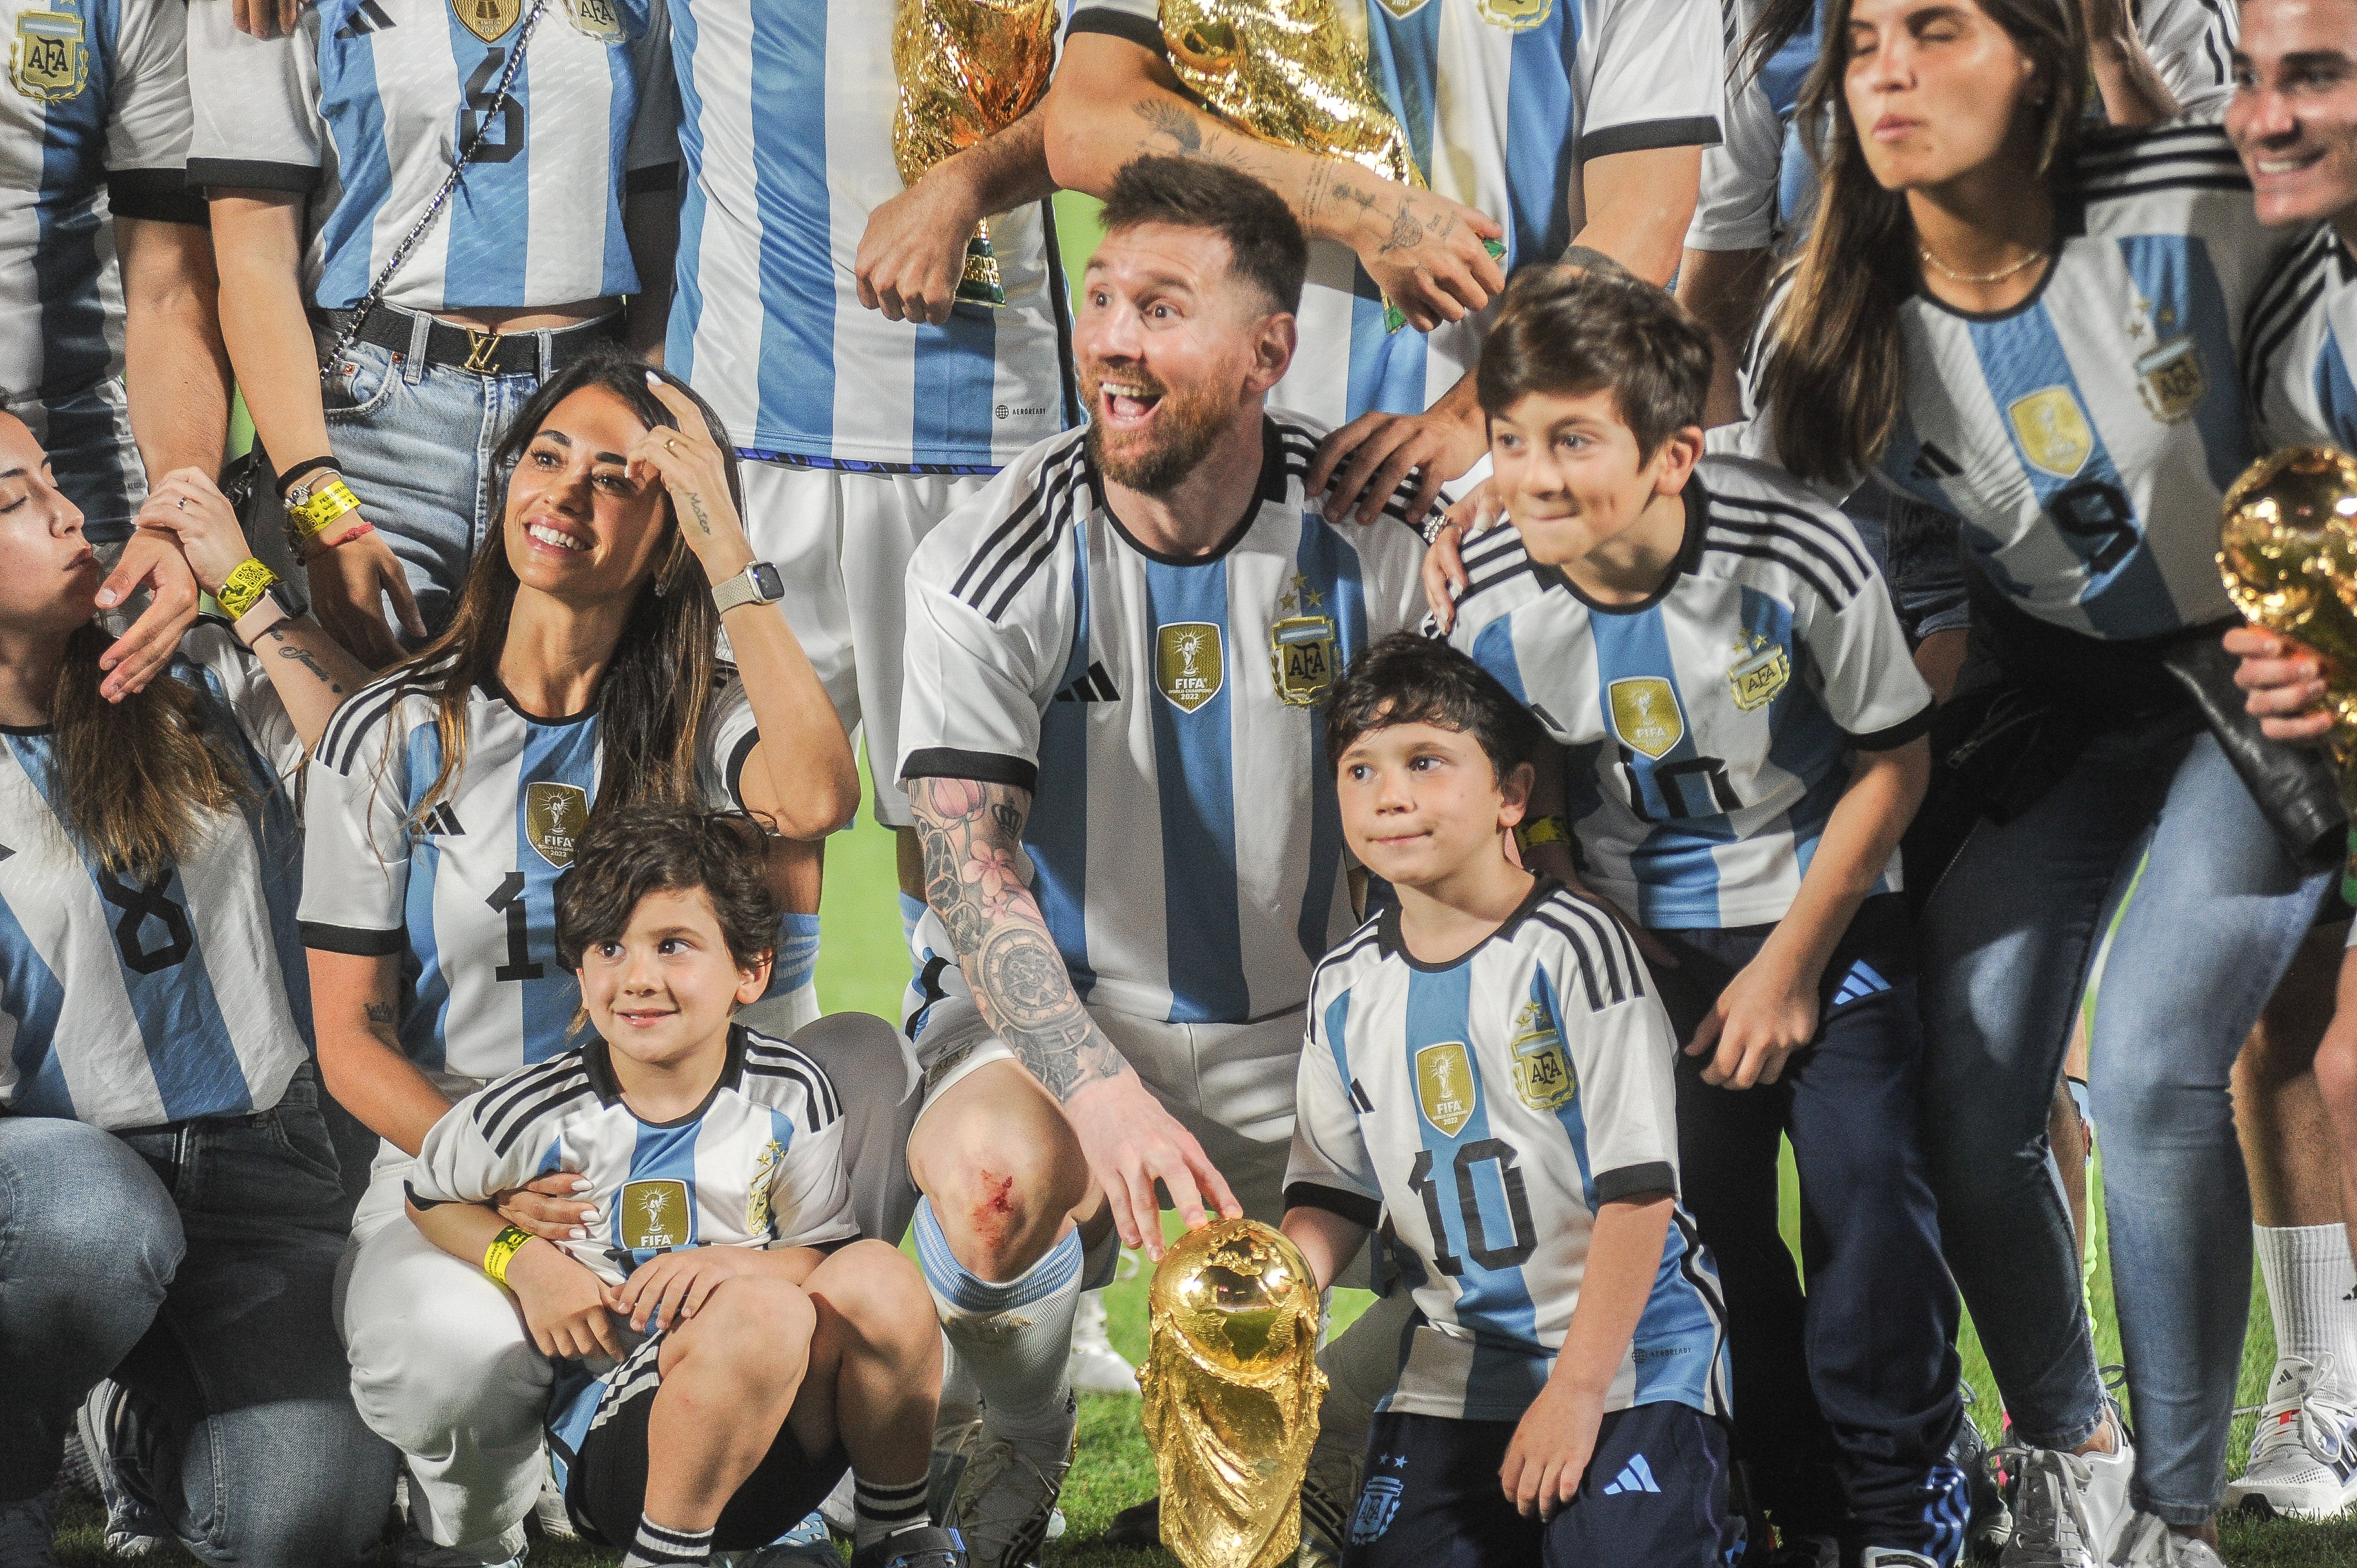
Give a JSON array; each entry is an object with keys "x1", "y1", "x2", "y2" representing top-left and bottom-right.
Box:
[{"x1": 333, "y1": 306, "x2": 619, "y2": 378}]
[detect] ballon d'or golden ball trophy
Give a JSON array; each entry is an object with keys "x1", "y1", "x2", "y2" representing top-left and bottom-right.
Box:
[
  {"x1": 2218, "y1": 445, "x2": 2357, "y2": 898},
  {"x1": 889, "y1": 0, "x2": 1058, "y2": 307},
  {"x1": 1140, "y1": 1217, "x2": 1327, "y2": 1568}
]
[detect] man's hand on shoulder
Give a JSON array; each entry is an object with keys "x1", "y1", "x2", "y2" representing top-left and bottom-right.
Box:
[{"x1": 1308, "y1": 403, "x2": 1485, "y2": 533}]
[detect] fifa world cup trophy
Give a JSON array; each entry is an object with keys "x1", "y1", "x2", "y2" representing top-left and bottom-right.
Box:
[
  {"x1": 2217, "y1": 446, "x2": 2357, "y2": 895},
  {"x1": 1140, "y1": 1218, "x2": 1327, "y2": 1568},
  {"x1": 890, "y1": 0, "x2": 1059, "y2": 307}
]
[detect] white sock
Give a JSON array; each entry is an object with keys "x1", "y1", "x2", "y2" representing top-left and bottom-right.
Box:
[
  {"x1": 2256, "y1": 1223, "x2": 2357, "y2": 1399},
  {"x1": 852, "y1": 1474, "x2": 931, "y2": 1550},
  {"x1": 914, "y1": 1198, "x2": 1080, "y2": 1444},
  {"x1": 621, "y1": 1515, "x2": 711, "y2": 1567}
]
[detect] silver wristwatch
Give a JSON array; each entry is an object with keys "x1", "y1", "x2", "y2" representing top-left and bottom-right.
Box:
[{"x1": 712, "y1": 560, "x2": 785, "y2": 613}]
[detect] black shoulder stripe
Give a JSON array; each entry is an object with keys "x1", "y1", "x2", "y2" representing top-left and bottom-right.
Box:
[
  {"x1": 1706, "y1": 514, "x2": 1861, "y2": 601},
  {"x1": 741, "y1": 1060, "x2": 841, "y2": 1132},
  {"x1": 1530, "y1": 911, "x2": 1609, "y2": 1012},
  {"x1": 2073, "y1": 145, "x2": 2246, "y2": 181},
  {"x1": 744, "y1": 1038, "x2": 842, "y2": 1120},
  {"x1": 487, "y1": 1079, "x2": 599, "y2": 1158},
  {"x1": 951, "y1": 446, "x2": 1085, "y2": 615},
  {"x1": 982, "y1": 477, "x2": 1085, "y2": 623},
  {"x1": 2077, "y1": 174, "x2": 2254, "y2": 205},
  {"x1": 2247, "y1": 268, "x2": 2330, "y2": 415},
  {"x1": 321, "y1": 677, "x2": 431, "y2": 775},
  {"x1": 1540, "y1": 891, "x2": 1645, "y2": 1003},
  {"x1": 475, "y1": 1061, "x2": 592, "y2": 1147},
  {"x1": 1535, "y1": 900, "x2": 1633, "y2": 1008},
  {"x1": 1709, "y1": 491, "x2": 1872, "y2": 581},
  {"x1": 1703, "y1": 538, "x2": 1846, "y2": 608},
  {"x1": 2248, "y1": 234, "x2": 2337, "y2": 346}
]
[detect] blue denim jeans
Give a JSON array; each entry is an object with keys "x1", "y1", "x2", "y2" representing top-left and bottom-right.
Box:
[
  {"x1": 0, "y1": 1066, "x2": 397, "y2": 1565},
  {"x1": 1919, "y1": 719, "x2": 2329, "y2": 1522},
  {"x1": 315, "y1": 318, "x2": 558, "y2": 640}
]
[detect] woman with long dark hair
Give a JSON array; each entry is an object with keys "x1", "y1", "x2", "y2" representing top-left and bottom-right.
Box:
[
  {"x1": 0, "y1": 412, "x2": 394, "y2": 1565},
  {"x1": 1731, "y1": 2, "x2": 2321, "y2": 1561},
  {"x1": 299, "y1": 349, "x2": 859, "y2": 1567}
]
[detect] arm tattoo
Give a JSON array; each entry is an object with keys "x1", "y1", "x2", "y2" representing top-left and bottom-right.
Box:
[
  {"x1": 910, "y1": 775, "x2": 1131, "y2": 1101},
  {"x1": 685, "y1": 494, "x2": 712, "y2": 539},
  {"x1": 1132, "y1": 98, "x2": 1203, "y2": 157},
  {"x1": 266, "y1": 630, "x2": 345, "y2": 694},
  {"x1": 364, "y1": 1002, "x2": 395, "y2": 1025},
  {"x1": 1378, "y1": 197, "x2": 1428, "y2": 255}
]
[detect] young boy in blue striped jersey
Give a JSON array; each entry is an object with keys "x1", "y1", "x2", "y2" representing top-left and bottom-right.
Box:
[
  {"x1": 1438, "y1": 268, "x2": 1965, "y2": 1567},
  {"x1": 1281, "y1": 633, "x2": 1739, "y2": 1568},
  {"x1": 403, "y1": 807, "x2": 960, "y2": 1568}
]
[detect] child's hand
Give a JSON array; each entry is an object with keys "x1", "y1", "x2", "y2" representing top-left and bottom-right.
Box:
[
  {"x1": 1687, "y1": 951, "x2": 1818, "y2": 1089},
  {"x1": 615, "y1": 1246, "x2": 755, "y2": 1333},
  {"x1": 505, "y1": 1241, "x2": 626, "y2": 1361},
  {"x1": 1499, "y1": 1379, "x2": 1606, "y2": 1520}
]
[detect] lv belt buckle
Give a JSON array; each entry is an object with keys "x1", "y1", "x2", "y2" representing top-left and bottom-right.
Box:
[{"x1": 462, "y1": 328, "x2": 501, "y2": 374}]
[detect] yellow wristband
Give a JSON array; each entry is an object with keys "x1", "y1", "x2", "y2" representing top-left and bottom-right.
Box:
[
  {"x1": 1514, "y1": 814, "x2": 1568, "y2": 853},
  {"x1": 285, "y1": 477, "x2": 362, "y2": 539},
  {"x1": 215, "y1": 558, "x2": 281, "y2": 622},
  {"x1": 483, "y1": 1225, "x2": 534, "y2": 1287}
]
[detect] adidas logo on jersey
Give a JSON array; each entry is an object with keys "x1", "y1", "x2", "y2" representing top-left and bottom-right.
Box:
[
  {"x1": 1830, "y1": 960, "x2": 1892, "y2": 1009},
  {"x1": 334, "y1": 0, "x2": 398, "y2": 37},
  {"x1": 1602, "y1": 1454, "x2": 1661, "y2": 1495},
  {"x1": 1053, "y1": 661, "x2": 1120, "y2": 703},
  {"x1": 422, "y1": 802, "x2": 464, "y2": 837},
  {"x1": 1910, "y1": 442, "x2": 1963, "y2": 482}
]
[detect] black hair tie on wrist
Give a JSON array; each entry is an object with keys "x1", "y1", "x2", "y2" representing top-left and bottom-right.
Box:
[{"x1": 275, "y1": 455, "x2": 339, "y2": 499}]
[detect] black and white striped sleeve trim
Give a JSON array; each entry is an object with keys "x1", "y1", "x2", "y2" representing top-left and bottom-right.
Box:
[
  {"x1": 945, "y1": 439, "x2": 1088, "y2": 623},
  {"x1": 2071, "y1": 122, "x2": 2250, "y2": 202},
  {"x1": 742, "y1": 1034, "x2": 844, "y2": 1131},
  {"x1": 1455, "y1": 527, "x2": 1537, "y2": 605},
  {"x1": 1530, "y1": 891, "x2": 1648, "y2": 1013},
  {"x1": 1702, "y1": 491, "x2": 1872, "y2": 608}
]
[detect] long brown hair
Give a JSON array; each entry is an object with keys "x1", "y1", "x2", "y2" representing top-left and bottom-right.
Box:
[
  {"x1": 50, "y1": 623, "x2": 259, "y2": 876},
  {"x1": 394, "y1": 350, "x2": 743, "y2": 829},
  {"x1": 1759, "y1": 0, "x2": 2086, "y2": 483}
]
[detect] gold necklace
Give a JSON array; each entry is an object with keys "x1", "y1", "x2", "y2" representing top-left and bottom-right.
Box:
[{"x1": 1919, "y1": 243, "x2": 2049, "y2": 285}]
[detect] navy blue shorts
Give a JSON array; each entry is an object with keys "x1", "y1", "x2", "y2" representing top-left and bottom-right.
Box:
[{"x1": 1340, "y1": 1401, "x2": 1744, "y2": 1568}]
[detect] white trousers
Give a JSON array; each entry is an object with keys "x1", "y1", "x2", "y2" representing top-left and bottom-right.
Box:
[
  {"x1": 737, "y1": 461, "x2": 991, "y2": 828},
  {"x1": 333, "y1": 1010, "x2": 922, "y2": 1554}
]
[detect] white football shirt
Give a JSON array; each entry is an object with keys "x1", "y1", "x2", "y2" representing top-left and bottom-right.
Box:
[
  {"x1": 1286, "y1": 881, "x2": 1731, "y2": 1422},
  {"x1": 1066, "y1": 0, "x2": 1722, "y2": 428},
  {"x1": 897, "y1": 415, "x2": 1427, "y2": 1027},
  {"x1": 1732, "y1": 122, "x2": 2299, "y2": 641},
  {"x1": 300, "y1": 664, "x2": 784, "y2": 1080},
  {"x1": 2246, "y1": 224, "x2": 2357, "y2": 456},
  {"x1": 0, "y1": 622, "x2": 313, "y2": 1129},
  {"x1": 1445, "y1": 456, "x2": 1932, "y2": 930},
  {"x1": 184, "y1": 0, "x2": 680, "y2": 311},
  {"x1": 1, "y1": 0, "x2": 198, "y2": 541},
  {"x1": 662, "y1": 0, "x2": 1074, "y2": 467}
]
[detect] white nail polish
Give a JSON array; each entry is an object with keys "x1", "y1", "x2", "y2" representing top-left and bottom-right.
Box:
[{"x1": 569, "y1": 1227, "x2": 587, "y2": 1239}]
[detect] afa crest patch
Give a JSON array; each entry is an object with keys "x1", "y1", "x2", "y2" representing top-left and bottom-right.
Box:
[
  {"x1": 2135, "y1": 337, "x2": 2207, "y2": 424},
  {"x1": 11, "y1": 6, "x2": 87, "y2": 104},
  {"x1": 1350, "y1": 1474, "x2": 1404, "y2": 1543},
  {"x1": 1509, "y1": 997, "x2": 1576, "y2": 1112}
]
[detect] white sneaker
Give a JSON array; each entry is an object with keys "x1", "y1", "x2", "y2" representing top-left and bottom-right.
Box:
[
  {"x1": 943, "y1": 1394, "x2": 1075, "y2": 1568},
  {"x1": 2104, "y1": 1511, "x2": 2224, "y2": 1567},
  {"x1": 1297, "y1": 1427, "x2": 1362, "y2": 1568},
  {"x1": 1860, "y1": 1551, "x2": 1937, "y2": 1568},
  {"x1": 1066, "y1": 1290, "x2": 1139, "y2": 1396},
  {"x1": 1996, "y1": 1432, "x2": 2135, "y2": 1568},
  {"x1": 2224, "y1": 1354, "x2": 2357, "y2": 1520},
  {"x1": 74, "y1": 1381, "x2": 167, "y2": 1559},
  {"x1": 529, "y1": 1466, "x2": 575, "y2": 1541}
]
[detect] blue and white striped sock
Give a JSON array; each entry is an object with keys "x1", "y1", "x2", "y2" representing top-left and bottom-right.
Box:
[{"x1": 914, "y1": 1197, "x2": 1082, "y2": 1443}]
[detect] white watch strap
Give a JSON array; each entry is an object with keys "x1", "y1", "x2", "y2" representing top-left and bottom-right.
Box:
[{"x1": 712, "y1": 567, "x2": 760, "y2": 613}]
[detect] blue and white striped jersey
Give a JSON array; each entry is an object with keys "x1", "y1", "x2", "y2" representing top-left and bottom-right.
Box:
[
  {"x1": 1286, "y1": 881, "x2": 1730, "y2": 1423},
  {"x1": 2, "y1": 0, "x2": 199, "y2": 543},
  {"x1": 299, "y1": 666, "x2": 785, "y2": 1081},
  {"x1": 662, "y1": 0, "x2": 1073, "y2": 467},
  {"x1": 2246, "y1": 224, "x2": 2357, "y2": 455},
  {"x1": 1732, "y1": 122, "x2": 2299, "y2": 641},
  {"x1": 406, "y1": 1023, "x2": 857, "y2": 1281},
  {"x1": 1446, "y1": 456, "x2": 1931, "y2": 930},
  {"x1": 896, "y1": 416, "x2": 1428, "y2": 1027},
  {"x1": 184, "y1": 0, "x2": 680, "y2": 312},
  {"x1": 0, "y1": 622, "x2": 313, "y2": 1130},
  {"x1": 1067, "y1": 0, "x2": 1722, "y2": 429},
  {"x1": 1690, "y1": 0, "x2": 2237, "y2": 256}
]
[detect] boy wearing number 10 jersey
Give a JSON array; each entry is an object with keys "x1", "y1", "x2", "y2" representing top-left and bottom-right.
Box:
[
  {"x1": 1280, "y1": 634, "x2": 1736, "y2": 1568},
  {"x1": 1440, "y1": 271, "x2": 1966, "y2": 1566}
]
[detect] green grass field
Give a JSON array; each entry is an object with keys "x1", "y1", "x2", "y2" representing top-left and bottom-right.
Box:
[{"x1": 49, "y1": 762, "x2": 2357, "y2": 1565}]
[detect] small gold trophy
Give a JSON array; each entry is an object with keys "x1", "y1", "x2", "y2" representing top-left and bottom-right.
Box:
[
  {"x1": 2217, "y1": 445, "x2": 2357, "y2": 896},
  {"x1": 1140, "y1": 1217, "x2": 1328, "y2": 1568},
  {"x1": 890, "y1": 0, "x2": 1058, "y2": 307}
]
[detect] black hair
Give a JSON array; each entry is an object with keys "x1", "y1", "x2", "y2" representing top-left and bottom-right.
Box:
[
  {"x1": 554, "y1": 805, "x2": 781, "y2": 974},
  {"x1": 1325, "y1": 633, "x2": 1547, "y2": 784},
  {"x1": 1097, "y1": 154, "x2": 1308, "y2": 314},
  {"x1": 1475, "y1": 267, "x2": 1713, "y2": 460}
]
